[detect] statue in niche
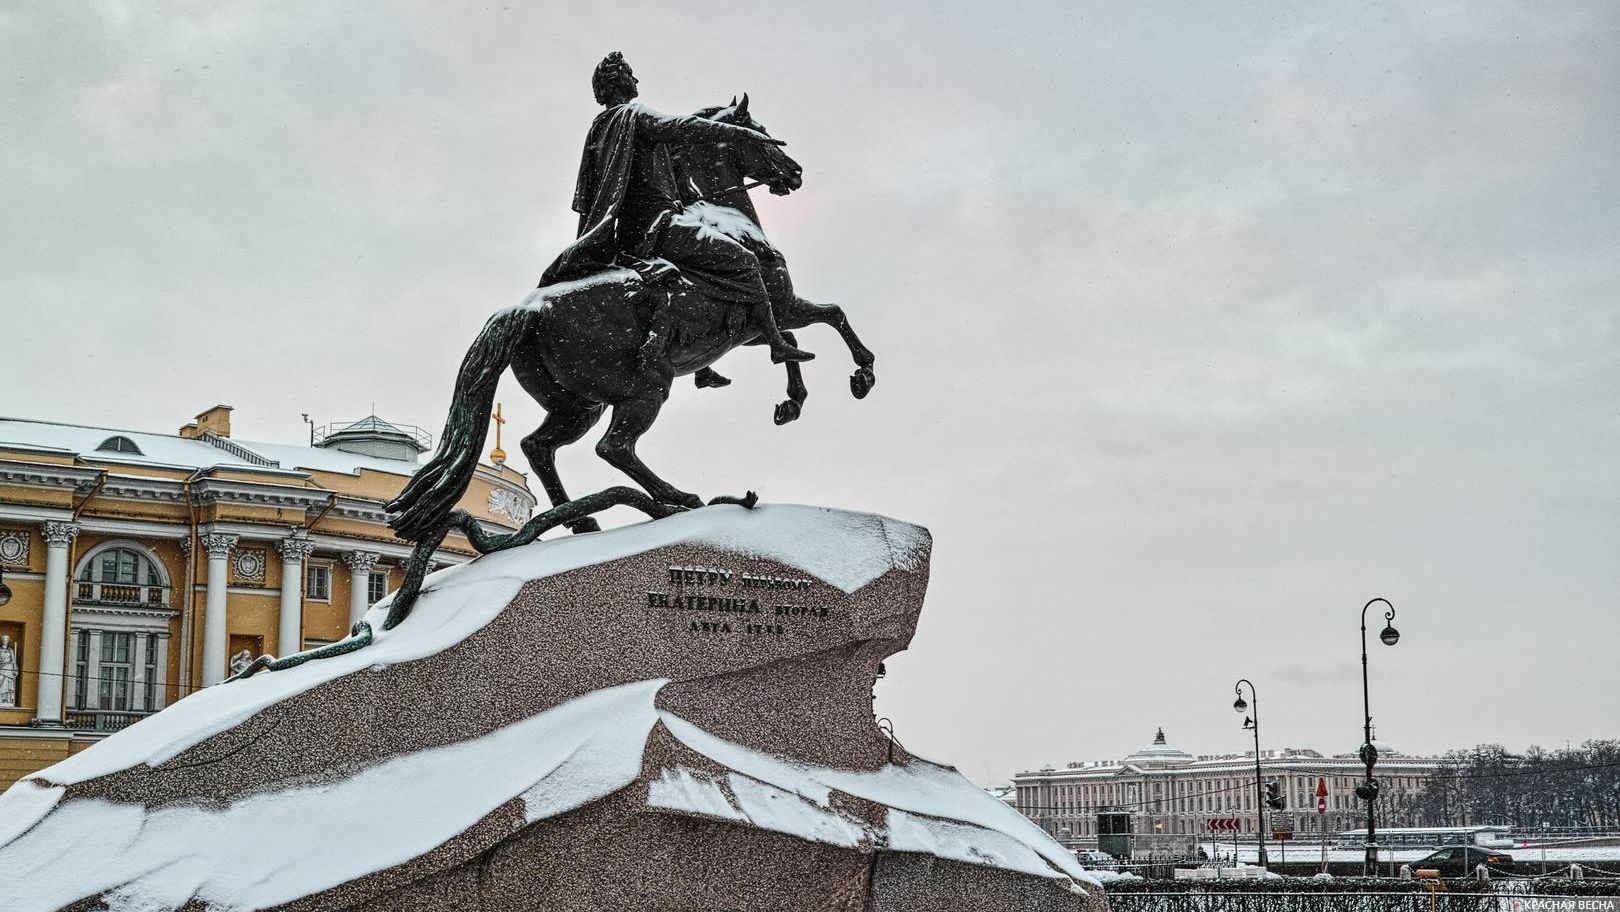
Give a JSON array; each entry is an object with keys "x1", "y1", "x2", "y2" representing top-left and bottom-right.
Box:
[
  {"x1": 228, "y1": 648, "x2": 255, "y2": 679},
  {"x1": 0, "y1": 635, "x2": 18, "y2": 707}
]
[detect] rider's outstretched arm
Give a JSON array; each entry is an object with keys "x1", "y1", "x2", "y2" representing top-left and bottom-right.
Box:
[{"x1": 629, "y1": 104, "x2": 780, "y2": 147}]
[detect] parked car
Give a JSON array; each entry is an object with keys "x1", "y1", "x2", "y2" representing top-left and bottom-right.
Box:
[
  {"x1": 1412, "y1": 846, "x2": 1515, "y2": 876},
  {"x1": 1074, "y1": 849, "x2": 1120, "y2": 870}
]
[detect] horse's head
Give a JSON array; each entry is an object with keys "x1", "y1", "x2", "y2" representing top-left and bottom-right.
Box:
[{"x1": 704, "y1": 93, "x2": 802, "y2": 195}]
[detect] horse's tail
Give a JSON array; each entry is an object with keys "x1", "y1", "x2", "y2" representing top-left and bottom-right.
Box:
[{"x1": 387, "y1": 307, "x2": 532, "y2": 542}]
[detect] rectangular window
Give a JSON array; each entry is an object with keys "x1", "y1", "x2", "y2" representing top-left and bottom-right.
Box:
[
  {"x1": 367, "y1": 570, "x2": 388, "y2": 604},
  {"x1": 73, "y1": 630, "x2": 90, "y2": 710},
  {"x1": 101, "y1": 549, "x2": 139, "y2": 583},
  {"x1": 305, "y1": 563, "x2": 331, "y2": 601},
  {"x1": 98, "y1": 632, "x2": 133, "y2": 711},
  {"x1": 143, "y1": 635, "x2": 157, "y2": 710}
]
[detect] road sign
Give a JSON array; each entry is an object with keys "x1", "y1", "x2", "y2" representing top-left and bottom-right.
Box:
[
  {"x1": 1316, "y1": 777, "x2": 1328, "y2": 815},
  {"x1": 1317, "y1": 796, "x2": 1327, "y2": 814},
  {"x1": 1208, "y1": 818, "x2": 1242, "y2": 831},
  {"x1": 1273, "y1": 832, "x2": 1294, "y2": 841}
]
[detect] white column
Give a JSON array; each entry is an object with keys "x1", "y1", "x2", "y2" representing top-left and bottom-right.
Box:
[
  {"x1": 152, "y1": 635, "x2": 170, "y2": 710},
  {"x1": 35, "y1": 521, "x2": 78, "y2": 725},
  {"x1": 276, "y1": 537, "x2": 315, "y2": 657},
  {"x1": 200, "y1": 533, "x2": 238, "y2": 686},
  {"x1": 343, "y1": 550, "x2": 380, "y2": 628}
]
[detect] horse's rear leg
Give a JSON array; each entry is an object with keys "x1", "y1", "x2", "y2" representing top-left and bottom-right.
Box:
[
  {"x1": 521, "y1": 405, "x2": 605, "y2": 533},
  {"x1": 596, "y1": 396, "x2": 704, "y2": 510}
]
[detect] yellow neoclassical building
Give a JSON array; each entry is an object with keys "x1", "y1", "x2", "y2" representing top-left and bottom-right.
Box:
[{"x1": 0, "y1": 404, "x2": 535, "y2": 789}]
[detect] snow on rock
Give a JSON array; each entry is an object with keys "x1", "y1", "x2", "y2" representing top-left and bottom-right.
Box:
[
  {"x1": 0, "y1": 680, "x2": 666, "y2": 912},
  {"x1": 648, "y1": 767, "x2": 748, "y2": 823},
  {"x1": 887, "y1": 810, "x2": 1062, "y2": 881},
  {"x1": 0, "y1": 780, "x2": 63, "y2": 849},
  {"x1": 658, "y1": 710, "x2": 1098, "y2": 888}
]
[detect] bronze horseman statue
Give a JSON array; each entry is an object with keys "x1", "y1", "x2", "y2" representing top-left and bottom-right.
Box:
[{"x1": 374, "y1": 52, "x2": 878, "y2": 629}]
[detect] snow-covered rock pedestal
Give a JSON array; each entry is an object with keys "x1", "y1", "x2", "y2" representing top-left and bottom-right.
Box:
[{"x1": 0, "y1": 504, "x2": 1103, "y2": 912}]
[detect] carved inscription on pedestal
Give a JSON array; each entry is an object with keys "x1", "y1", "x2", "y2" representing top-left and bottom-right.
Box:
[{"x1": 647, "y1": 564, "x2": 829, "y2": 641}]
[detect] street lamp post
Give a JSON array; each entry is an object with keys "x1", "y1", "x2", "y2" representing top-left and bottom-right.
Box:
[
  {"x1": 1232, "y1": 678, "x2": 1268, "y2": 868},
  {"x1": 1356, "y1": 597, "x2": 1401, "y2": 875}
]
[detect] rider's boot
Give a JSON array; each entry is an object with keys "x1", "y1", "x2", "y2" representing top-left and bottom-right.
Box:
[
  {"x1": 695, "y1": 368, "x2": 731, "y2": 388},
  {"x1": 753, "y1": 300, "x2": 814, "y2": 363}
]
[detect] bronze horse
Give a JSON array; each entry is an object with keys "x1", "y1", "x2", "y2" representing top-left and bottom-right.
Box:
[{"x1": 381, "y1": 101, "x2": 875, "y2": 627}]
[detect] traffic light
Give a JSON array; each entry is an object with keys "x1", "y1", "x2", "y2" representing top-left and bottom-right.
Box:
[{"x1": 1265, "y1": 780, "x2": 1286, "y2": 810}]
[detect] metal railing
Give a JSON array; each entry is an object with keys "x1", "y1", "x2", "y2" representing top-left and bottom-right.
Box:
[
  {"x1": 74, "y1": 581, "x2": 169, "y2": 607},
  {"x1": 1105, "y1": 882, "x2": 1620, "y2": 912},
  {"x1": 64, "y1": 709, "x2": 150, "y2": 733},
  {"x1": 199, "y1": 431, "x2": 279, "y2": 467},
  {"x1": 313, "y1": 419, "x2": 432, "y2": 449}
]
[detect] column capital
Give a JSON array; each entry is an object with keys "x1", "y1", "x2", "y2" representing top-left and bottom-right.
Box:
[
  {"x1": 277, "y1": 536, "x2": 317, "y2": 563},
  {"x1": 39, "y1": 521, "x2": 80, "y2": 548},
  {"x1": 200, "y1": 533, "x2": 239, "y2": 560},
  {"x1": 342, "y1": 550, "x2": 381, "y2": 573}
]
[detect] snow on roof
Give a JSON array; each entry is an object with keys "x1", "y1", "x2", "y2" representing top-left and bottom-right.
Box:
[
  {"x1": 335, "y1": 415, "x2": 408, "y2": 435},
  {"x1": 1125, "y1": 727, "x2": 1194, "y2": 764},
  {"x1": 0, "y1": 416, "x2": 429, "y2": 478},
  {"x1": 235, "y1": 438, "x2": 423, "y2": 478},
  {"x1": 0, "y1": 418, "x2": 260, "y2": 470}
]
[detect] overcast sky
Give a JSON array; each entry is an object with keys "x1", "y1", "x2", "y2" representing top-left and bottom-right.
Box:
[{"x1": 3, "y1": 2, "x2": 1616, "y2": 785}]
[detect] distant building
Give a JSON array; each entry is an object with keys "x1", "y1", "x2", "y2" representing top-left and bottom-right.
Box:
[
  {"x1": 1012, "y1": 728, "x2": 1440, "y2": 852},
  {"x1": 0, "y1": 405, "x2": 535, "y2": 790}
]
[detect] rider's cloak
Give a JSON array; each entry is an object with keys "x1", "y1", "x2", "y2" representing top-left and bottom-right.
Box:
[{"x1": 539, "y1": 103, "x2": 643, "y2": 286}]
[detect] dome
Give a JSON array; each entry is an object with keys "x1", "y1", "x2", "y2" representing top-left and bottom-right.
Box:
[
  {"x1": 1127, "y1": 727, "x2": 1194, "y2": 765},
  {"x1": 313, "y1": 415, "x2": 432, "y2": 462},
  {"x1": 1362, "y1": 739, "x2": 1402, "y2": 757}
]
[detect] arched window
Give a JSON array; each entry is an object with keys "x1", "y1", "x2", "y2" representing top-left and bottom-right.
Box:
[
  {"x1": 74, "y1": 543, "x2": 168, "y2": 607},
  {"x1": 79, "y1": 547, "x2": 158, "y2": 586},
  {"x1": 95, "y1": 435, "x2": 143, "y2": 455}
]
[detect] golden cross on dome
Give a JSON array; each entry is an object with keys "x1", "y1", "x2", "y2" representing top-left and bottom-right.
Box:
[{"x1": 489, "y1": 403, "x2": 507, "y2": 466}]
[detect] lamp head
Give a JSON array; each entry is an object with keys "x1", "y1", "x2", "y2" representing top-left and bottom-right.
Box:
[
  {"x1": 1232, "y1": 695, "x2": 1248, "y2": 713},
  {"x1": 1380, "y1": 624, "x2": 1400, "y2": 646}
]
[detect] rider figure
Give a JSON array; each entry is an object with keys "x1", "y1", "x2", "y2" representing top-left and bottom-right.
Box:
[{"x1": 540, "y1": 52, "x2": 813, "y2": 366}]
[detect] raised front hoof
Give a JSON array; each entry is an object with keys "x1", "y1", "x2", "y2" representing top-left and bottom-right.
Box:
[
  {"x1": 708, "y1": 491, "x2": 759, "y2": 509},
  {"x1": 773, "y1": 399, "x2": 802, "y2": 425},
  {"x1": 850, "y1": 367, "x2": 876, "y2": 399},
  {"x1": 694, "y1": 368, "x2": 732, "y2": 389},
  {"x1": 567, "y1": 517, "x2": 602, "y2": 535}
]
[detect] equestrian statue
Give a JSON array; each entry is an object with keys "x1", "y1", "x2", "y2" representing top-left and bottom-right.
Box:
[{"x1": 377, "y1": 52, "x2": 876, "y2": 629}]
